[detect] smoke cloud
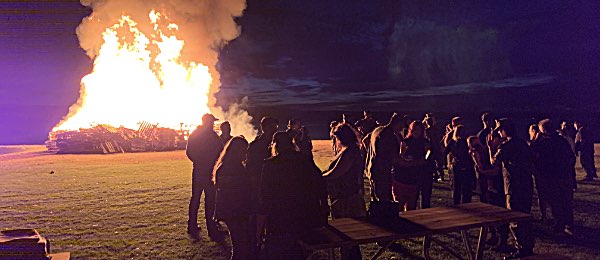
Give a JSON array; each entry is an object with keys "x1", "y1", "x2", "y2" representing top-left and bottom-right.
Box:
[
  {"x1": 74, "y1": 0, "x2": 255, "y2": 138},
  {"x1": 388, "y1": 18, "x2": 511, "y2": 88}
]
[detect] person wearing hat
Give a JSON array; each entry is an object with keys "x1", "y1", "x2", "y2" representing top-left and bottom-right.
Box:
[
  {"x1": 489, "y1": 118, "x2": 535, "y2": 259},
  {"x1": 186, "y1": 113, "x2": 225, "y2": 241}
]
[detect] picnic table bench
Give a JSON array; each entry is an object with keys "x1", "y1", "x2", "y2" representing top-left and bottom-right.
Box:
[{"x1": 299, "y1": 202, "x2": 531, "y2": 260}]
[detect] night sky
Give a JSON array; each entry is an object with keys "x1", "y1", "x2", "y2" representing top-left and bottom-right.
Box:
[{"x1": 2, "y1": 0, "x2": 600, "y2": 144}]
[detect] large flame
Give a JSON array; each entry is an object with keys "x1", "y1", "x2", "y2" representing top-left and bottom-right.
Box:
[{"x1": 54, "y1": 11, "x2": 212, "y2": 131}]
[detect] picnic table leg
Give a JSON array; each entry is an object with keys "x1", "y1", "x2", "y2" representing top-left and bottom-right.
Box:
[
  {"x1": 423, "y1": 235, "x2": 432, "y2": 260},
  {"x1": 371, "y1": 240, "x2": 394, "y2": 260},
  {"x1": 475, "y1": 226, "x2": 488, "y2": 260},
  {"x1": 461, "y1": 230, "x2": 474, "y2": 260}
]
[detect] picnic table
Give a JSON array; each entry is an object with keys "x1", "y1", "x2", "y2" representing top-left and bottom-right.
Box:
[{"x1": 299, "y1": 202, "x2": 531, "y2": 260}]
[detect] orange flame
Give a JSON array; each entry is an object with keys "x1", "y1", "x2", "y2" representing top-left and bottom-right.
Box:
[{"x1": 53, "y1": 11, "x2": 211, "y2": 132}]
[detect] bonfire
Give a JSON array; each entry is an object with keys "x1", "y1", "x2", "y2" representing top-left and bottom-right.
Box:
[{"x1": 48, "y1": 10, "x2": 213, "y2": 153}]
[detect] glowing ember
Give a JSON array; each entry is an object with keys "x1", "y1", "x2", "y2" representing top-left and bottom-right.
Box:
[{"x1": 53, "y1": 11, "x2": 212, "y2": 132}]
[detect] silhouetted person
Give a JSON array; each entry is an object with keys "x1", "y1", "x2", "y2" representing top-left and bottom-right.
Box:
[
  {"x1": 469, "y1": 134, "x2": 509, "y2": 251},
  {"x1": 257, "y1": 132, "x2": 327, "y2": 260},
  {"x1": 186, "y1": 113, "x2": 225, "y2": 241},
  {"x1": 397, "y1": 121, "x2": 432, "y2": 210},
  {"x1": 444, "y1": 125, "x2": 474, "y2": 205},
  {"x1": 220, "y1": 121, "x2": 233, "y2": 144},
  {"x1": 355, "y1": 110, "x2": 378, "y2": 136},
  {"x1": 287, "y1": 119, "x2": 313, "y2": 160},
  {"x1": 366, "y1": 113, "x2": 403, "y2": 201},
  {"x1": 323, "y1": 124, "x2": 366, "y2": 260},
  {"x1": 213, "y1": 137, "x2": 252, "y2": 260},
  {"x1": 559, "y1": 121, "x2": 575, "y2": 153},
  {"x1": 330, "y1": 120, "x2": 339, "y2": 155},
  {"x1": 489, "y1": 118, "x2": 535, "y2": 259},
  {"x1": 528, "y1": 123, "x2": 548, "y2": 220},
  {"x1": 423, "y1": 113, "x2": 444, "y2": 182},
  {"x1": 476, "y1": 113, "x2": 495, "y2": 203},
  {"x1": 531, "y1": 119, "x2": 576, "y2": 236},
  {"x1": 575, "y1": 121, "x2": 597, "y2": 180},
  {"x1": 443, "y1": 116, "x2": 463, "y2": 170},
  {"x1": 247, "y1": 117, "x2": 279, "y2": 180},
  {"x1": 246, "y1": 116, "x2": 278, "y2": 257}
]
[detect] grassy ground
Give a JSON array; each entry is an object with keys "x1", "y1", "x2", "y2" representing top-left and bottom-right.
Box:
[{"x1": 1, "y1": 142, "x2": 599, "y2": 259}]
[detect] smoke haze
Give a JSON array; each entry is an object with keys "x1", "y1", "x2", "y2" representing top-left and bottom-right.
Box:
[{"x1": 71, "y1": 0, "x2": 254, "y2": 138}]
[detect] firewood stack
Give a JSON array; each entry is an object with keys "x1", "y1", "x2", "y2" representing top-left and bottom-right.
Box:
[{"x1": 45, "y1": 123, "x2": 188, "y2": 154}]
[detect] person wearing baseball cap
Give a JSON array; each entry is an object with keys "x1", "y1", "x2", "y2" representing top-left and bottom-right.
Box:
[
  {"x1": 186, "y1": 113, "x2": 225, "y2": 241},
  {"x1": 490, "y1": 118, "x2": 535, "y2": 259}
]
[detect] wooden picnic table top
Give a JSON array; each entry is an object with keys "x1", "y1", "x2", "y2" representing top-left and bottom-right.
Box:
[{"x1": 299, "y1": 202, "x2": 531, "y2": 251}]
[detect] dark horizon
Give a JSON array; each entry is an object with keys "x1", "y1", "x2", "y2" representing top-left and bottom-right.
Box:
[{"x1": 2, "y1": 0, "x2": 600, "y2": 144}]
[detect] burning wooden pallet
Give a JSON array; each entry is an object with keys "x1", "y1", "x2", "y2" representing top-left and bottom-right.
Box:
[{"x1": 46, "y1": 123, "x2": 187, "y2": 154}]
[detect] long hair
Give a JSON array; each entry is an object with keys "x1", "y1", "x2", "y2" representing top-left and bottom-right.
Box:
[
  {"x1": 333, "y1": 124, "x2": 360, "y2": 148},
  {"x1": 271, "y1": 131, "x2": 297, "y2": 156},
  {"x1": 212, "y1": 136, "x2": 248, "y2": 184}
]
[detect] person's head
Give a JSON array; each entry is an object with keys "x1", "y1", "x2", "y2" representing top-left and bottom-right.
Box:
[
  {"x1": 271, "y1": 131, "x2": 296, "y2": 156},
  {"x1": 287, "y1": 119, "x2": 301, "y2": 130},
  {"x1": 467, "y1": 135, "x2": 482, "y2": 150},
  {"x1": 329, "y1": 121, "x2": 338, "y2": 129},
  {"x1": 574, "y1": 121, "x2": 582, "y2": 130},
  {"x1": 342, "y1": 113, "x2": 351, "y2": 123},
  {"x1": 423, "y1": 113, "x2": 436, "y2": 128},
  {"x1": 451, "y1": 116, "x2": 462, "y2": 128},
  {"x1": 212, "y1": 136, "x2": 249, "y2": 183},
  {"x1": 406, "y1": 121, "x2": 425, "y2": 139},
  {"x1": 388, "y1": 112, "x2": 404, "y2": 132},
  {"x1": 495, "y1": 118, "x2": 517, "y2": 139},
  {"x1": 202, "y1": 113, "x2": 218, "y2": 127},
  {"x1": 528, "y1": 123, "x2": 539, "y2": 141},
  {"x1": 363, "y1": 110, "x2": 372, "y2": 118},
  {"x1": 220, "y1": 121, "x2": 231, "y2": 136},
  {"x1": 452, "y1": 125, "x2": 466, "y2": 141},
  {"x1": 481, "y1": 112, "x2": 494, "y2": 127},
  {"x1": 333, "y1": 124, "x2": 359, "y2": 148},
  {"x1": 538, "y1": 119, "x2": 555, "y2": 135},
  {"x1": 560, "y1": 121, "x2": 569, "y2": 131},
  {"x1": 260, "y1": 116, "x2": 279, "y2": 135}
]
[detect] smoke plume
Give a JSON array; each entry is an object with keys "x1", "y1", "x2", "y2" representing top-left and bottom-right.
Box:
[
  {"x1": 71, "y1": 0, "x2": 255, "y2": 138},
  {"x1": 388, "y1": 18, "x2": 511, "y2": 88}
]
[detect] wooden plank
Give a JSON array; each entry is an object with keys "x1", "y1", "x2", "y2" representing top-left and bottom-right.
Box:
[
  {"x1": 414, "y1": 211, "x2": 529, "y2": 230},
  {"x1": 401, "y1": 203, "x2": 500, "y2": 218},
  {"x1": 402, "y1": 208, "x2": 512, "y2": 226}
]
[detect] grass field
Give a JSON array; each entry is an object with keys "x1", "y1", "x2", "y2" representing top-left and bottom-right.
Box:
[{"x1": 1, "y1": 141, "x2": 600, "y2": 259}]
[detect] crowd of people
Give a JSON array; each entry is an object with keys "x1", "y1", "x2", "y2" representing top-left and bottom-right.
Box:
[{"x1": 185, "y1": 111, "x2": 597, "y2": 260}]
